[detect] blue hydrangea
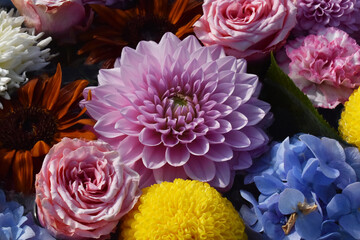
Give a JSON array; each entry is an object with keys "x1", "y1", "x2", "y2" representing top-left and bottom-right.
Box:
[
  {"x1": 240, "y1": 134, "x2": 360, "y2": 240},
  {"x1": 0, "y1": 189, "x2": 54, "y2": 240}
]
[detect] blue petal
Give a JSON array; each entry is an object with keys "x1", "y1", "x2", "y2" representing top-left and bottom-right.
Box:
[
  {"x1": 342, "y1": 182, "x2": 360, "y2": 209},
  {"x1": 278, "y1": 188, "x2": 305, "y2": 215},
  {"x1": 339, "y1": 213, "x2": 360, "y2": 239},
  {"x1": 254, "y1": 174, "x2": 285, "y2": 196},
  {"x1": 326, "y1": 194, "x2": 351, "y2": 220},
  {"x1": 295, "y1": 211, "x2": 322, "y2": 240},
  {"x1": 299, "y1": 135, "x2": 341, "y2": 179},
  {"x1": 301, "y1": 158, "x2": 318, "y2": 182},
  {"x1": 280, "y1": 138, "x2": 301, "y2": 173}
]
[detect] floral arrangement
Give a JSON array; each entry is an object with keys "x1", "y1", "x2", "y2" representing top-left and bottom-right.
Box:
[{"x1": 1, "y1": 0, "x2": 360, "y2": 239}]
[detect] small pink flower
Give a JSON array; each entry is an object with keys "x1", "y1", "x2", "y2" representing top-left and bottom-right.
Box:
[
  {"x1": 11, "y1": 0, "x2": 93, "y2": 43},
  {"x1": 35, "y1": 138, "x2": 140, "y2": 240},
  {"x1": 193, "y1": 0, "x2": 297, "y2": 60},
  {"x1": 283, "y1": 27, "x2": 360, "y2": 108}
]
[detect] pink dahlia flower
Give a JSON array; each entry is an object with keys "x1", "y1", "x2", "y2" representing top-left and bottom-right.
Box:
[
  {"x1": 81, "y1": 33, "x2": 271, "y2": 190},
  {"x1": 11, "y1": 0, "x2": 93, "y2": 43},
  {"x1": 193, "y1": 0, "x2": 297, "y2": 60},
  {"x1": 281, "y1": 27, "x2": 360, "y2": 109},
  {"x1": 35, "y1": 138, "x2": 140, "y2": 239},
  {"x1": 294, "y1": 0, "x2": 360, "y2": 37}
]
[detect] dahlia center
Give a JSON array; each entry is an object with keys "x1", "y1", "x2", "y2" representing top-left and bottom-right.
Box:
[
  {"x1": 0, "y1": 106, "x2": 57, "y2": 150},
  {"x1": 172, "y1": 94, "x2": 188, "y2": 107},
  {"x1": 123, "y1": 15, "x2": 177, "y2": 48}
]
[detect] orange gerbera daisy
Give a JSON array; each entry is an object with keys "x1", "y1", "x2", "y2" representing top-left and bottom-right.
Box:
[
  {"x1": 0, "y1": 64, "x2": 96, "y2": 193},
  {"x1": 78, "y1": 0, "x2": 203, "y2": 68}
]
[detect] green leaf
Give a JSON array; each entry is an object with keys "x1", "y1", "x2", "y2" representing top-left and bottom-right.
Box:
[{"x1": 261, "y1": 52, "x2": 342, "y2": 142}]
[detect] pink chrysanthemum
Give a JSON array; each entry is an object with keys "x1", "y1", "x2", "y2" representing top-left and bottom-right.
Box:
[
  {"x1": 281, "y1": 27, "x2": 360, "y2": 108},
  {"x1": 81, "y1": 33, "x2": 271, "y2": 190}
]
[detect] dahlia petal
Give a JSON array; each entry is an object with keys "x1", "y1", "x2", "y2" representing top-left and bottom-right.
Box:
[
  {"x1": 205, "y1": 144, "x2": 233, "y2": 162},
  {"x1": 224, "y1": 131, "x2": 251, "y2": 149},
  {"x1": 216, "y1": 56, "x2": 239, "y2": 72},
  {"x1": 205, "y1": 132, "x2": 225, "y2": 144},
  {"x1": 165, "y1": 144, "x2": 190, "y2": 166},
  {"x1": 142, "y1": 145, "x2": 167, "y2": 169},
  {"x1": 241, "y1": 127, "x2": 268, "y2": 151},
  {"x1": 234, "y1": 84, "x2": 256, "y2": 103},
  {"x1": 237, "y1": 104, "x2": 267, "y2": 126},
  {"x1": 115, "y1": 118, "x2": 142, "y2": 136},
  {"x1": 183, "y1": 156, "x2": 216, "y2": 182},
  {"x1": 177, "y1": 130, "x2": 196, "y2": 143},
  {"x1": 130, "y1": 161, "x2": 156, "y2": 189},
  {"x1": 216, "y1": 119, "x2": 232, "y2": 133},
  {"x1": 98, "y1": 67, "x2": 122, "y2": 86},
  {"x1": 94, "y1": 112, "x2": 124, "y2": 138},
  {"x1": 117, "y1": 136, "x2": 143, "y2": 165},
  {"x1": 224, "y1": 95, "x2": 242, "y2": 110},
  {"x1": 225, "y1": 111, "x2": 248, "y2": 130},
  {"x1": 208, "y1": 162, "x2": 231, "y2": 189},
  {"x1": 153, "y1": 164, "x2": 188, "y2": 183},
  {"x1": 231, "y1": 152, "x2": 253, "y2": 170},
  {"x1": 213, "y1": 103, "x2": 233, "y2": 116},
  {"x1": 186, "y1": 137, "x2": 210, "y2": 155},
  {"x1": 139, "y1": 128, "x2": 162, "y2": 146}
]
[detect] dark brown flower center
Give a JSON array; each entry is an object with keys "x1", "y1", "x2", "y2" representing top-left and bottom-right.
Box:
[
  {"x1": 123, "y1": 15, "x2": 177, "y2": 48},
  {"x1": 0, "y1": 106, "x2": 58, "y2": 150}
]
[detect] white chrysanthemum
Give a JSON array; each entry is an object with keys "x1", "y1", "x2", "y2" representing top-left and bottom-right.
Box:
[{"x1": 0, "y1": 9, "x2": 51, "y2": 107}]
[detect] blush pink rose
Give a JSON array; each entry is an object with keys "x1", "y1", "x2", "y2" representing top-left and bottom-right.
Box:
[
  {"x1": 193, "y1": 0, "x2": 297, "y2": 60},
  {"x1": 11, "y1": 0, "x2": 93, "y2": 43},
  {"x1": 35, "y1": 138, "x2": 140, "y2": 240}
]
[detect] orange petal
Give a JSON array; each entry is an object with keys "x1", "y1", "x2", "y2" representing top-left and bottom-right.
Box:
[
  {"x1": 176, "y1": 14, "x2": 201, "y2": 38},
  {"x1": 57, "y1": 118, "x2": 95, "y2": 130},
  {"x1": 168, "y1": 0, "x2": 189, "y2": 24},
  {"x1": 56, "y1": 130, "x2": 97, "y2": 140},
  {"x1": 0, "y1": 149, "x2": 16, "y2": 181},
  {"x1": 55, "y1": 79, "x2": 89, "y2": 119},
  {"x1": 42, "y1": 64, "x2": 62, "y2": 110},
  {"x1": 18, "y1": 78, "x2": 39, "y2": 107},
  {"x1": 31, "y1": 141, "x2": 51, "y2": 158},
  {"x1": 154, "y1": 0, "x2": 168, "y2": 18},
  {"x1": 13, "y1": 151, "x2": 33, "y2": 193}
]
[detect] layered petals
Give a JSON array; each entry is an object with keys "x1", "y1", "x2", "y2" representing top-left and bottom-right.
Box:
[{"x1": 82, "y1": 33, "x2": 271, "y2": 189}]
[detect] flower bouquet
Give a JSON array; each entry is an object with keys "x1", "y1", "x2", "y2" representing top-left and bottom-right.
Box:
[{"x1": 1, "y1": 0, "x2": 360, "y2": 239}]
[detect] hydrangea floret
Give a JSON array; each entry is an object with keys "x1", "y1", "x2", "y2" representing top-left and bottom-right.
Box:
[
  {"x1": 240, "y1": 134, "x2": 360, "y2": 239},
  {"x1": 0, "y1": 189, "x2": 54, "y2": 240},
  {"x1": 0, "y1": 9, "x2": 51, "y2": 107},
  {"x1": 81, "y1": 32, "x2": 272, "y2": 190}
]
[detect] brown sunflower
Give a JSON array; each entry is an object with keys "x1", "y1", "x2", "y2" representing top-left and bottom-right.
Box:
[
  {"x1": 78, "y1": 0, "x2": 203, "y2": 68},
  {"x1": 0, "y1": 64, "x2": 96, "y2": 193}
]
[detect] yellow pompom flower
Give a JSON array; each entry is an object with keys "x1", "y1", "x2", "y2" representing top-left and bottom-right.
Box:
[
  {"x1": 120, "y1": 179, "x2": 247, "y2": 240},
  {"x1": 339, "y1": 87, "x2": 360, "y2": 148}
]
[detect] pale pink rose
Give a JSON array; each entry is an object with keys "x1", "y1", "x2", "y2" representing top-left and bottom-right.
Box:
[
  {"x1": 11, "y1": 0, "x2": 93, "y2": 43},
  {"x1": 283, "y1": 27, "x2": 360, "y2": 109},
  {"x1": 35, "y1": 138, "x2": 140, "y2": 240},
  {"x1": 193, "y1": 0, "x2": 297, "y2": 60}
]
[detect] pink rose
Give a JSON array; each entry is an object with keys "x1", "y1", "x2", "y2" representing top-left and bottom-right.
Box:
[
  {"x1": 193, "y1": 0, "x2": 297, "y2": 60},
  {"x1": 35, "y1": 138, "x2": 140, "y2": 239},
  {"x1": 11, "y1": 0, "x2": 93, "y2": 43}
]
